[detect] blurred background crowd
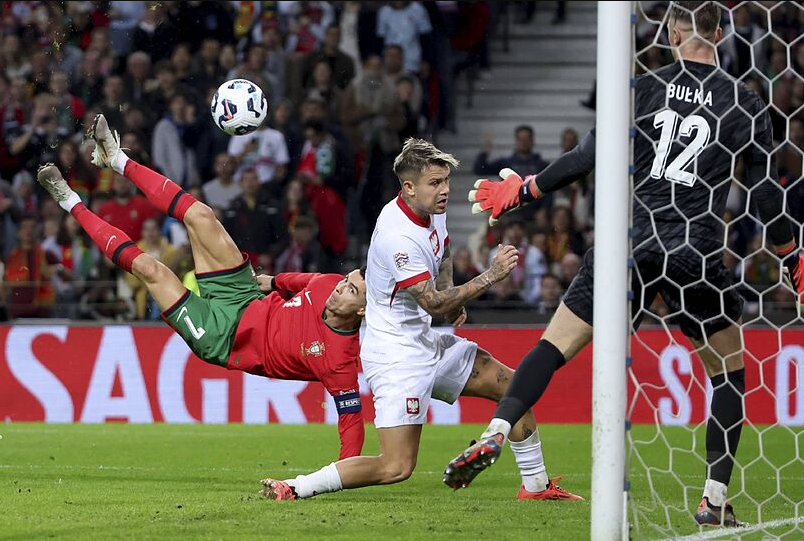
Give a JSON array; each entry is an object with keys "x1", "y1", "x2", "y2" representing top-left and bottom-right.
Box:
[{"x1": 0, "y1": 1, "x2": 801, "y2": 323}]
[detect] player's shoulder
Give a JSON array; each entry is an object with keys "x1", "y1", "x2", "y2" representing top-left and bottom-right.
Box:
[{"x1": 309, "y1": 273, "x2": 343, "y2": 290}]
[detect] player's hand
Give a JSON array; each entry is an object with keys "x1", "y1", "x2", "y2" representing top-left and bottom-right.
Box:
[
  {"x1": 486, "y1": 244, "x2": 518, "y2": 284},
  {"x1": 782, "y1": 252, "x2": 804, "y2": 309},
  {"x1": 446, "y1": 307, "x2": 467, "y2": 327},
  {"x1": 469, "y1": 168, "x2": 538, "y2": 226},
  {"x1": 256, "y1": 274, "x2": 274, "y2": 293}
]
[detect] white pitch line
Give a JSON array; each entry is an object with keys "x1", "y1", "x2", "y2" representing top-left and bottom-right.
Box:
[{"x1": 658, "y1": 516, "x2": 804, "y2": 541}]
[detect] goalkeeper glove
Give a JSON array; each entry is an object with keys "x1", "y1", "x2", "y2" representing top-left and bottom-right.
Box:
[
  {"x1": 780, "y1": 247, "x2": 804, "y2": 310},
  {"x1": 468, "y1": 168, "x2": 541, "y2": 226}
]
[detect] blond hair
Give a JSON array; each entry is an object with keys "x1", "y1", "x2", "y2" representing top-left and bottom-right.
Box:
[{"x1": 393, "y1": 138, "x2": 459, "y2": 184}]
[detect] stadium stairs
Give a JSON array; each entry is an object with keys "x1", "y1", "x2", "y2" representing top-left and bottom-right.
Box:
[{"x1": 439, "y1": 1, "x2": 597, "y2": 252}]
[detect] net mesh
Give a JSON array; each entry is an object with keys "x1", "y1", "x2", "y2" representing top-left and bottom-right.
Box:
[{"x1": 627, "y1": 2, "x2": 804, "y2": 539}]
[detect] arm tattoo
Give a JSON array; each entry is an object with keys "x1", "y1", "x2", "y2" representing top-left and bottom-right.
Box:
[
  {"x1": 407, "y1": 271, "x2": 494, "y2": 317},
  {"x1": 435, "y1": 244, "x2": 453, "y2": 291}
]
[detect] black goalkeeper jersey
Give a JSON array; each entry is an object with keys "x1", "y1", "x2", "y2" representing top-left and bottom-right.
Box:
[
  {"x1": 632, "y1": 60, "x2": 776, "y2": 256},
  {"x1": 532, "y1": 59, "x2": 791, "y2": 257}
]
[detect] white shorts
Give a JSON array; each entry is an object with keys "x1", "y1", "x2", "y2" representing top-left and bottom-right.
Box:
[{"x1": 362, "y1": 331, "x2": 478, "y2": 429}]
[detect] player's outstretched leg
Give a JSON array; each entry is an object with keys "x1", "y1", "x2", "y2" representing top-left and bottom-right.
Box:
[
  {"x1": 89, "y1": 114, "x2": 242, "y2": 274},
  {"x1": 261, "y1": 425, "x2": 422, "y2": 501},
  {"x1": 691, "y1": 325, "x2": 747, "y2": 528},
  {"x1": 37, "y1": 164, "x2": 187, "y2": 310},
  {"x1": 444, "y1": 347, "x2": 583, "y2": 500},
  {"x1": 445, "y1": 304, "x2": 591, "y2": 492}
]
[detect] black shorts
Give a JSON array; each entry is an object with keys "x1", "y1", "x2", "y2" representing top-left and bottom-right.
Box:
[{"x1": 562, "y1": 247, "x2": 743, "y2": 341}]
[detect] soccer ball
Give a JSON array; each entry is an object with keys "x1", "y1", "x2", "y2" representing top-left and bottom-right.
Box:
[{"x1": 210, "y1": 79, "x2": 268, "y2": 136}]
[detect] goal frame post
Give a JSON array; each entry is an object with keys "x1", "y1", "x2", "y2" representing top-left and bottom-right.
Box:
[{"x1": 591, "y1": 2, "x2": 634, "y2": 540}]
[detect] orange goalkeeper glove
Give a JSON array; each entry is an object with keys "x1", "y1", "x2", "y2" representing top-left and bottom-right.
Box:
[
  {"x1": 468, "y1": 168, "x2": 540, "y2": 226},
  {"x1": 781, "y1": 248, "x2": 804, "y2": 310}
]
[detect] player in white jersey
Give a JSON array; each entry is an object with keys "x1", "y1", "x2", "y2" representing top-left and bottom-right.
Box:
[{"x1": 260, "y1": 139, "x2": 582, "y2": 501}]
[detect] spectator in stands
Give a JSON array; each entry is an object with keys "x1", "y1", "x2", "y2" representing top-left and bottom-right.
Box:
[
  {"x1": 275, "y1": 214, "x2": 323, "y2": 273},
  {"x1": 558, "y1": 252, "x2": 582, "y2": 291},
  {"x1": 73, "y1": 50, "x2": 106, "y2": 109},
  {"x1": 55, "y1": 140, "x2": 96, "y2": 204},
  {"x1": 0, "y1": 176, "x2": 21, "y2": 258},
  {"x1": 522, "y1": 232, "x2": 548, "y2": 305},
  {"x1": 260, "y1": 27, "x2": 287, "y2": 101},
  {"x1": 302, "y1": 24, "x2": 356, "y2": 91},
  {"x1": 270, "y1": 98, "x2": 304, "y2": 173},
  {"x1": 191, "y1": 38, "x2": 226, "y2": 97},
  {"x1": 377, "y1": 1, "x2": 432, "y2": 74},
  {"x1": 29, "y1": 51, "x2": 52, "y2": 96},
  {"x1": 223, "y1": 169, "x2": 287, "y2": 264},
  {"x1": 535, "y1": 273, "x2": 564, "y2": 316},
  {"x1": 338, "y1": 1, "x2": 363, "y2": 78},
  {"x1": 146, "y1": 61, "x2": 192, "y2": 120},
  {"x1": 396, "y1": 75, "x2": 426, "y2": 141},
  {"x1": 12, "y1": 171, "x2": 38, "y2": 219},
  {"x1": 99, "y1": 75, "x2": 127, "y2": 129},
  {"x1": 284, "y1": 1, "x2": 335, "y2": 53},
  {"x1": 170, "y1": 43, "x2": 195, "y2": 86},
  {"x1": 152, "y1": 93, "x2": 200, "y2": 187},
  {"x1": 342, "y1": 54, "x2": 404, "y2": 227},
  {"x1": 473, "y1": 125, "x2": 550, "y2": 179},
  {"x1": 98, "y1": 173, "x2": 158, "y2": 243},
  {"x1": 280, "y1": 176, "x2": 311, "y2": 234},
  {"x1": 1, "y1": 34, "x2": 31, "y2": 80},
  {"x1": 48, "y1": 23, "x2": 84, "y2": 81},
  {"x1": 123, "y1": 51, "x2": 153, "y2": 103},
  {"x1": 297, "y1": 119, "x2": 351, "y2": 267},
  {"x1": 87, "y1": 27, "x2": 118, "y2": 76},
  {"x1": 132, "y1": 1, "x2": 178, "y2": 63},
  {"x1": 173, "y1": 1, "x2": 234, "y2": 51},
  {"x1": 2, "y1": 215, "x2": 56, "y2": 318},
  {"x1": 383, "y1": 44, "x2": 423, "y2": 114},
  {"x1": 546, "y1": 206, "x2": 585, "y2": 269},
  {"x1": 0, "y1": 76, "x2": 31, "y2": 179},
  {"x1": 109, "y1": 1, "x2": 145, "y2": 55},
  {"x1": 227, "y1": 120, "x2": 290, "y2": 187},
  {"x1": 203, "y1": 153, "x2": 241, "y2": 212},
  {"x1": 453, "y1": 246, "x2": 480, "y2": 286},
  {"x1": 9, "y1": 93, "x2": 60, "y2": 173},
  {"x1": 305, "y1": 60, "x2": 344, "y2": 125},
  {"x1": 41, "y1": 216, "x2": 82, "y2": 318}
]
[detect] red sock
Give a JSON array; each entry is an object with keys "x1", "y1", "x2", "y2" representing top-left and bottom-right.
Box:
[
  {"x1": 70, "y1": 204, "x2": 143, "y2": 273},
  {"x1": 123, "y1": 160, "x2": 197, "y2": 222}
]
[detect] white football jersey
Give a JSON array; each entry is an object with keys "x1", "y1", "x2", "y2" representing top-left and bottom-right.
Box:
[{"x1": 362, "y1": 195, "x2": 449, "y2": 364}]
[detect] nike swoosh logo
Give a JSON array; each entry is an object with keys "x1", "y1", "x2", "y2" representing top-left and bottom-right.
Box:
[
  {"x1": 304, "y1": 291, "x2": 313, "y2": 305},
  {"x1": 178, "y1": 306, "x2": 188, "y2": 319},
  {"x1": 105, "y1": 235, "x2": 117, "y2": 252}
]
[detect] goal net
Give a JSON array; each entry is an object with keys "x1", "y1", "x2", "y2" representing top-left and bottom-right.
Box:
[{"x1": 625, "y1": 1, "x2": 804, "y2": 539}]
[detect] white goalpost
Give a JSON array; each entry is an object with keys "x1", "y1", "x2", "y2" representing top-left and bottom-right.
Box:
[{"x1": 591, "y1": 2, "x2": 633, "y2": 540}]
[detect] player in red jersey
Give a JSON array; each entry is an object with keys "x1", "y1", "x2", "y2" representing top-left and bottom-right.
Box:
[{"x1": 36, "y1": 114, "x2": 367, "y2": 459}]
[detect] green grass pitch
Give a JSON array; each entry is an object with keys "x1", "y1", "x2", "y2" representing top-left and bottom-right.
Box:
[{"x1": 1, "y1": 424, "x2": 801, "y2": 540}]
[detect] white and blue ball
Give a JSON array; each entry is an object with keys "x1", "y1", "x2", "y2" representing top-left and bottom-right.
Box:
[{"x1": 210, "y1": 79, "x2": 268, "y2": 136}]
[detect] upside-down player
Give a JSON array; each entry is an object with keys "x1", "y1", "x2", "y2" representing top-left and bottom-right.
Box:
[
  {"x1": 37, "y1": 114, "x2": 367, "y2": 459},
  {"x1": 444, "y1": 1, "x2": 802, "y2": 527},
  {"x1": 260, "y1": 138, "x2": 582, "y2": 502}
]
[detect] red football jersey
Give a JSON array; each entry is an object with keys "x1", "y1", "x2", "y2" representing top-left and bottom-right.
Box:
[{"x1": 227, "y1": 272, "x2": 364, "y2": 458}]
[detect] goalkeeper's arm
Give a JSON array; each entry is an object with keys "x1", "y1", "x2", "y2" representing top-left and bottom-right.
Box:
[{"x1": 470, "y1": 130, "x2": 596, "y2": 225}]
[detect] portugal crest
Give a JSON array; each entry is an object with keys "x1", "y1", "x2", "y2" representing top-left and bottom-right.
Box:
[{"x1": 301, "y1": 340, "x2": 326, "y2": 357}]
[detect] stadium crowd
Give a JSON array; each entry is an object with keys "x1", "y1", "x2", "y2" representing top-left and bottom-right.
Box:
[{"x1": 0, "y1": 1, "x2": 801, "y2": 322}]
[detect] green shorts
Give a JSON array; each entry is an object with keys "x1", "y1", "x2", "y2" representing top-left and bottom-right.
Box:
[{"x1": 162, "y1": 258, "x2": 264, "y2": 366}]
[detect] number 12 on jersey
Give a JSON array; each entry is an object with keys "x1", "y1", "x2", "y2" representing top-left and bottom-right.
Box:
[{"x1": 650, "y1": 110, "x2": 711, "y2": 187}]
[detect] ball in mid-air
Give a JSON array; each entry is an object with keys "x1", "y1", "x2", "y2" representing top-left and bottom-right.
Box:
[{"x1": 210, "y1": 79, "x2": 268, "y2": 136}]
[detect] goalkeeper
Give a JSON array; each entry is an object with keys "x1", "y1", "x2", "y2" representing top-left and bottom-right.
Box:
[{"x1": 444, "y1": 0, "x2": 800, "y2": 528}]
